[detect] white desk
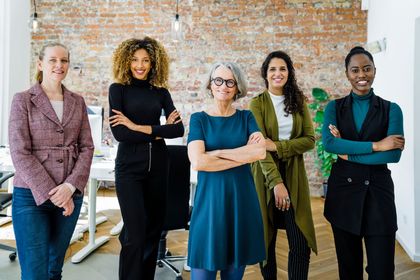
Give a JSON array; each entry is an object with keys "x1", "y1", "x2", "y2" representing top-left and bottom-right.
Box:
[
  {"x1": 0, "y1": 149, "x2": 14, "y2": 226},
  {"x1": 71, "y1": 158, "x2": 114, "y2": 263}
]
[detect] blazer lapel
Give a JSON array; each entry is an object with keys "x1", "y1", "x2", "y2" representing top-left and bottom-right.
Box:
[
  {"x1": 61, "y1": 86, "x2": 76, "y2": 127},
  {"x1": 30, "y1": 83, "x2": 61, "y2": 126}
]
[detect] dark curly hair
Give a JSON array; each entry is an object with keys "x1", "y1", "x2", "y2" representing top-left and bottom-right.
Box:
[
  {"x1": 261, "y1": 50, "x2": 306, "y2": 115},
  {"x1": 112, "y1": 37, "x2": 169, "y2": 87}
]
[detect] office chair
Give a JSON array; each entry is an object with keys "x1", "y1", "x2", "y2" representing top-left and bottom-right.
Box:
[
  {"x1": 0, "y1": 171, "x2": 17, "y2": 261},
  {"x1": 156, "y1": 145, "x2": 190, "y2": 280}
]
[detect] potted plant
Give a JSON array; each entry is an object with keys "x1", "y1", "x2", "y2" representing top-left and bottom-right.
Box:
[{"x1": 308, "y1": 88, "x2": 337, "y2": 197}]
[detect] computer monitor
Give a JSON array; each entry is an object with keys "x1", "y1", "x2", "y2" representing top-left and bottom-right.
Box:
[{"x1": 87, "y1": 106, "x2": 103, "y2": 154}]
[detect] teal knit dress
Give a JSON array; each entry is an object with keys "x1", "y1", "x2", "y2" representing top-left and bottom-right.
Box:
[{"x1": 187, "y1": 110, "x2": 266, "y2": 271}]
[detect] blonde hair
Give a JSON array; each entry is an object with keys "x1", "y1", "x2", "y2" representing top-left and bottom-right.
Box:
[
  {"x1": 35, "y1": 42, "x2": 70, "y2": 83},
  {"x1": 112, "y1": 37, "x2": 169, "y2": 88}
]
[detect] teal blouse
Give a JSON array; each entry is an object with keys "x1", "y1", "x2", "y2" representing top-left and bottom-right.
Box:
[{"x1": 322, "y1": 90, "x2": 404, "y2": 165}]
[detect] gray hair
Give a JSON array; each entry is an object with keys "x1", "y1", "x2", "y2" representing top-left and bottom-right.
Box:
[{"x1": 203, "y1": 62, "x2": 248, "y2": 100}]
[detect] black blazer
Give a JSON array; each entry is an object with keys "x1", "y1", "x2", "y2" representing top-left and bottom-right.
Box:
[{"x1": 324, "y1": 93, "x2": 397, "y2": 235}]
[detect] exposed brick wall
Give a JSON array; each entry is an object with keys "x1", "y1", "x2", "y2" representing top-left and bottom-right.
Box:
[{"x1": 30, "y1": 0, "x2": 367, "y2": 195}]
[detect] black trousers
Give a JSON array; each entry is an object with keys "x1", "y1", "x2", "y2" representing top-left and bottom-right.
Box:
[
  {"x1": 332, "y1": 226, "x2": 395, "y2": 280},
  {"x1": 260, "y1": 162, "x2": 310, "y2": 280},
  {"x1": 261, "y1": 206, "x2": 311, "y2": 280},
  {"x1": 260, "y1": 162, "x2": 311, "y2": 280},
  {"x1": 115, "y1": 141, "x2": 168, "y2": 280}
]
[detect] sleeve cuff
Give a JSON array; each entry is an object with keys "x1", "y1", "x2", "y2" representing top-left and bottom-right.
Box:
[
  {"x1": 268, "y1": 178, "x2": 283, "y2": 190},
  {"x1": 64, "y1": 182, "x2": 76, "y2": 194},
  {"x1": 276, "y1": 140, "x2": 289, "y2": 160}
]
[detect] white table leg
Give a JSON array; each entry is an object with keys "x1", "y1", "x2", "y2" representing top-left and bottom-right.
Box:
[
  {"x1": 70, "y1": 216, "x2": 107, "y2": 245},
  {"x1": 75, "y1": 216, "x2": 108, "y2": 235},
  {"x1": 184, "y1": 263, "x2": 191, "y2": 272},
  {"x1": 71, "y1": 178, "x2": 110, "y2": 263},
  {"x1": 110, "y1": 219, "x2": 123, "y2": 236},
  {"x1": 69, "y1": 231, "x2": 83, "y2": 245},
  {"x1": 0, "y1": 177, "x2": 14, "y2": 226},
  {"x1": 0, "y1": 217, "x2": 12, "y2": 226}
]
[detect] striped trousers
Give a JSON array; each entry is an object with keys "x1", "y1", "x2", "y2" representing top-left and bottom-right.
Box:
[{"x1": 260, "y1": 205, "x2": 311, "y2": 280}]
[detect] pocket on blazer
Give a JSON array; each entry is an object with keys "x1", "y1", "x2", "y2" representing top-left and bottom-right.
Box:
[
  {"x1": 33, "y1": 151, "x2": 49, "y2": 164},
  {"x1": 328, "y1": 163, "x2": 365, "y2": 191}
]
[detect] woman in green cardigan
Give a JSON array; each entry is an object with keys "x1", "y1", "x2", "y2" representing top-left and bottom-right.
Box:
[{"x1": 249, "y1": 51, "x2": 317, "y2": 279}]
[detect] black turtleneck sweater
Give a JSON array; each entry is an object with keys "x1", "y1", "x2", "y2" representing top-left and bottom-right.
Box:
[{"x1": 109, "y1": 78, "x2": 184, "y2": 143}]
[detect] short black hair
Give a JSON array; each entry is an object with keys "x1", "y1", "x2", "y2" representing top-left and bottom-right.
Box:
[{"x1": 345, "y1": 46, "x2": 374, "y2": 70}]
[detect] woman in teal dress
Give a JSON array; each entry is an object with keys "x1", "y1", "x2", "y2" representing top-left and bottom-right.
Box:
[{"x1": 187, "y1": 62, "x2": 266, "y2": 279}]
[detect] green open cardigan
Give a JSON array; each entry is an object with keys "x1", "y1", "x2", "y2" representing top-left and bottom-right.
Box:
[{"x1": 249, "y1": 90, "x2": 318, "y2": 256}]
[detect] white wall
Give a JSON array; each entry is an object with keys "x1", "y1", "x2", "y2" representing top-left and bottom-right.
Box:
[
  {"x1": 0, "y1": 0, "x2": 31, "y2": 145},
  {"x1": 367, "y1": 0, "x2": 420, "y2": 261},
  {"x1": 414, "y1": 16, "x2": 420, "y2": 259}
]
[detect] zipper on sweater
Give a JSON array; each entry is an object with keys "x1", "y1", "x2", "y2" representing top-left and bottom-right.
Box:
[{"x1": 148, "y1": 142, "x2": 152, "y2": 172}]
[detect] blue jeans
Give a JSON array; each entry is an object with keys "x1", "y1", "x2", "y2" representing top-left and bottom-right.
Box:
[{"x1": 12, "y1": 187, "x2": 83, "y2": 280}]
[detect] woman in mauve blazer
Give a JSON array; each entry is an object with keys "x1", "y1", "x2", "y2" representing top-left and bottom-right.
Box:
[{"x1": 8, "y1": 42, "x2": 94, "y2": 280}]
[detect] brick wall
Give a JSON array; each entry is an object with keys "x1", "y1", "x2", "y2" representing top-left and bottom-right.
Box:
[{"x1": 30, "y1": 0, "x2": 367, "y2": 195}]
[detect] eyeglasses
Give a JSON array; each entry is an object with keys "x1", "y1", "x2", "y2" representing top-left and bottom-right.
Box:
[{"x1": 211, "y1": 77, "x2": 237, "y2": 88}]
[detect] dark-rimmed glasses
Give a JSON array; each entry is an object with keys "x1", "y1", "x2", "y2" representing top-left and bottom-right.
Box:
[{"x1": 211, "y1": 77, "x2": 237, "y2": 88}]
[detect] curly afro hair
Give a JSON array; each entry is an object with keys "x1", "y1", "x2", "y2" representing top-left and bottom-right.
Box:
[{"x1": 112, "y1": 37, "x2": 169, "y2": 88}]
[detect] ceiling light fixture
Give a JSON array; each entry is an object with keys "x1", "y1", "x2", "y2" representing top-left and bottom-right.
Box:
[
  {"x1": 29, "y1": 0, "x2": 40, "y2": 33},
  {"x1": 171, "y1": 0, "x2": 183, "y2": 42}
]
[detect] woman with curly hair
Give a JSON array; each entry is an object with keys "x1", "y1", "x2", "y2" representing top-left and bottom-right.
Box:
[
  {"x1": 108, "y1": 37, "x2": 184, "y2": 279},
  {"x1": 249, "y1": 51, "x2": 317, "y2": 279}
]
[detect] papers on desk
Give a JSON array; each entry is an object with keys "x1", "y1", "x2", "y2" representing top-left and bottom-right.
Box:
[{"x1": 0, "y1": 148, "x2": 14, "y2": 172}]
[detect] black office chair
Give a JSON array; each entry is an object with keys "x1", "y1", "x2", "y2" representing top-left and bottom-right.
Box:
[
  {"x1": 0, "y1": 171, "x2": 17, "y2": 261},
  {"x1": 156, "y1": 145, "x2": 191, "y2": 280}
]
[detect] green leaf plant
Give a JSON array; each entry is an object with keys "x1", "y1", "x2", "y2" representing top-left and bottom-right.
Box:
[{"x1": 308, "y1": 88, "x2": 337, "y2": 181}]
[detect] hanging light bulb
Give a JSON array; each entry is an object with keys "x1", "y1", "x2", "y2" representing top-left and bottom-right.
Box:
[
  {"x1": 173, "y1": 14, "x2": 180, "y2": 32},
  {"x1": 29, "y1": 13, "x2": 39, "y2": 33},
  {"x1": 29, "y1": 0, "x2": 40, "y2": 33},
  {"x1": 171, "y1": 0, "x2": 183, "y2": 42}
]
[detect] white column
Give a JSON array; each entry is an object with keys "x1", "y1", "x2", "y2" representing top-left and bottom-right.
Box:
[
  {"x1": 0, "y1": 0, "x2": 31, "y2": 145},
  {"x1": 414, "y1": 16, "x2": 420, "y2": 261},
  {"x1": 0, "y1": 0, "x2": 11, "y2": 145},
  {"x1": 361, "y1": 0, "x2": 370, "y2": 10},
  {"x1": 368, "y1": 0, "x2": 420, "y2": 262}
]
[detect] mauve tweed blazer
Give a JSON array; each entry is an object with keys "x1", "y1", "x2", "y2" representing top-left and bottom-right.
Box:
[{"x1": 8, "y1": 83, "x2": 94, "y2": 205}]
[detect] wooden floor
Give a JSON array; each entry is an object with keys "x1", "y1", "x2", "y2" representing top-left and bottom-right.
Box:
[{"x1": 2, "y1": 188, "x2": 420, "y2": 279}]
